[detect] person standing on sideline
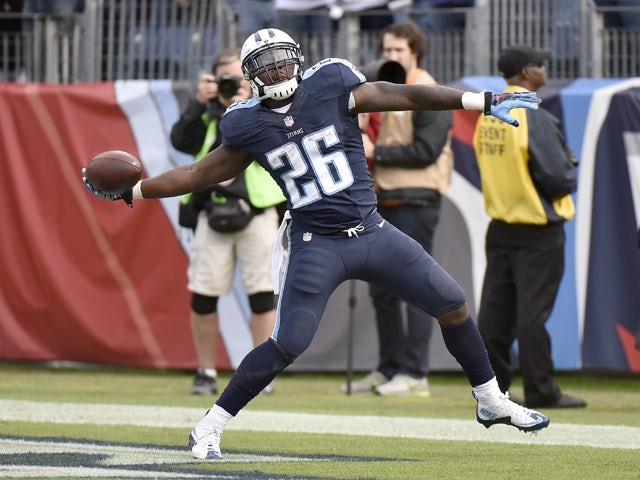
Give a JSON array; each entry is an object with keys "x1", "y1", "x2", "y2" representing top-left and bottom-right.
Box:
[
  {"x1": 170, "y1": 47, "x2": 285, "y2": 396},
  {"x1": 83, "y1": 28, "x2": 551, "y2": 460},
  {"x1": 346, "y1": 21, "x2": 453, "y2": 397},
  {"x1": 473, "y1": 44, "x2": 586, "y2": 409}
]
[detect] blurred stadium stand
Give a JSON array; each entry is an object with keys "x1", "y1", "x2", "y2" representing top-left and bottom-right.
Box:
[{"x1": 0, "y1": 0, "x2": 638, "y2": 83}]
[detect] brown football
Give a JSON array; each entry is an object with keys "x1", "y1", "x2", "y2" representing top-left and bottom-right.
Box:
[{"x1": 84, "y1": 150, "x2": 142, "y2": 194}]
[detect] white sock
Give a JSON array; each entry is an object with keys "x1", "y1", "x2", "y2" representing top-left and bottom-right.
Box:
[
  {"x1": 473, "y1": 377, "x2": 503, "y2": 405},
  {"x1": 202, "y1": 404, "x2": 233, "y2": 431}
]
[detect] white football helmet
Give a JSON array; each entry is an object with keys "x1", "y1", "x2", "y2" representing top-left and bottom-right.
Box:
[{"x1": 240, "y1": 28, "x2": 304, "y2": 101}]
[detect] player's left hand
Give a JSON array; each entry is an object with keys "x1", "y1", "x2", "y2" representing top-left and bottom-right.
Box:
[
  {"x1": 485, "y1": 91, "x2": 541, "y2": 127},
  {"x1": 82, "y1": 168, "x2": 134, "y2": 208}
]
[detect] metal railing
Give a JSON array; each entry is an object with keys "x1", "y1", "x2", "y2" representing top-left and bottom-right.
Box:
[
  {"x1": 0, "y1": 0, "x2": 226, "y2": 83},
  {"x1": 0, "y1": 0, "x2": 638, "y2": 84},
  {"x1": 466, "y1": 0, "x2": 600, "y2": 78}
]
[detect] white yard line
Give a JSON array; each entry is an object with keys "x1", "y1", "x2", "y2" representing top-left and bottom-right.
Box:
[
  {"x1": 1, "y1": 399, "x2": 639, "y2": 450},
  {"x1": 0, "y1": 466, "x2": 206, "y2": 479}
]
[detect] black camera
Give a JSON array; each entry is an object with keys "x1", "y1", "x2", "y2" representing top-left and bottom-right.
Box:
[
  {"x1": 215, "y1": 74, "x2": 241, "y2": 99},
  {"x1": 359, "y1": 59, "x2": 406, "y2": 84}
]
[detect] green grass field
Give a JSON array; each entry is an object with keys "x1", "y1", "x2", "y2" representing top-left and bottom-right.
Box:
[{"x1": 1, "y1": 362, "x2": 639, "y2": 479}]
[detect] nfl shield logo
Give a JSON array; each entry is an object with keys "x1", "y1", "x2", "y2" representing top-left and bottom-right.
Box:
[
  {"x1": 284, "y1": 116, "x2": 294, "y2": 127},
  {"x1": 303, "y1": 232, "x2": 312, "y2": 242}
]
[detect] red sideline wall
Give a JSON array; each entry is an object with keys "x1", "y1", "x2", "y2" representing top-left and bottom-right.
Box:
[{"x1": 0, "y1": 83, "x2": 224, "y2": 369}]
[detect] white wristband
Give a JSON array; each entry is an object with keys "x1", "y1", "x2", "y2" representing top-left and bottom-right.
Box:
[
  {"x1": 132, "y1": 180, "x2": 143, "y2": 200},
  {"x1": 461, "y1": 91, "x2": 485, "y2": 111}
]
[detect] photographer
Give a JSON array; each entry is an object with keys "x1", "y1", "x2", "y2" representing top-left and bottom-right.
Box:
[
  {"x1": 346, "y1": 22, "x2": 452, "y2": 397},
  {"x1": 170, "y1": 47, "x2": 285, "y2": 396},
  {"x1": 171, "y1": 51, "x2": 246, "y2": 156}
]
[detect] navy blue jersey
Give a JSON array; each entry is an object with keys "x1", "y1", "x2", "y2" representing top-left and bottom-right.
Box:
[{"x1": 221, "y1": 59, "x2": 377, "y2": 234}]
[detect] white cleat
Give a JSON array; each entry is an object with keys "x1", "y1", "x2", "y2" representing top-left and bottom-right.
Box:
[
  {"x1": 189, "y1": 423, "x2": 223, "y2": 460},
  {"x1": 475, "y1": 392, "x2": 550, "y2": 432}
]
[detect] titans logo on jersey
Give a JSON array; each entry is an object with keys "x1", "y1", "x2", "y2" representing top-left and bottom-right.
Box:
[{"x1": 220, "y1": 59, "x2": 377, "y2": 234}]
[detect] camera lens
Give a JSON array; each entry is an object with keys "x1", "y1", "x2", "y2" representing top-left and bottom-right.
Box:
[{"x1": 216, "y1": 74, "x2": 240, "y2": 99}]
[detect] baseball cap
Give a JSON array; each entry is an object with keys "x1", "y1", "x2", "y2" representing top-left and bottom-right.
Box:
[{"x1": 497, "y1": 45, "x2": 551, "y2": 78}]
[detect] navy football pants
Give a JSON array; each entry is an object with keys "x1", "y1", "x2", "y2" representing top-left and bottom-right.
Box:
[{"x1": 274, "y1": 210, "x2": 465, "y2": 356}]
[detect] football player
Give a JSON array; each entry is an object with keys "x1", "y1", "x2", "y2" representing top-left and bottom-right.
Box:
[{"x1": 83, "y1": 28, "x2": 550, "y2": 460}]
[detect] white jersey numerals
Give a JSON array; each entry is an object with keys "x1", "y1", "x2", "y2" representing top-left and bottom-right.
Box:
[{"x1": 266, "y1": 125, "x2": 354, "y2": 208}]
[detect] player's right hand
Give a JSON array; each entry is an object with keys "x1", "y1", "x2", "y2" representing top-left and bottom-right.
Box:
[{"x1": 82, "y1": 168, "x2": 134, "y2": 208}]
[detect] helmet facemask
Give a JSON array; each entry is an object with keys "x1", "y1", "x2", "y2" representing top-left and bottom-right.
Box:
[{"x1": 241, "y1": 30, "x2": 304, "y2": 101}]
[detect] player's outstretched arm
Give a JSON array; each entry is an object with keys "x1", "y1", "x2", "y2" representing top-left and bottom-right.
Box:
[
  {"x1": 352, "y1": 82, "x2": 540, "y2": 127},
  {"x1": 82, "y1": 145, "x2": 253, "y2": 207}
]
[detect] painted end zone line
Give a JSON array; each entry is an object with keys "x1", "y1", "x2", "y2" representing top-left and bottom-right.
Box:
[{"x1": 1, "y1": 399, "x2": 638, "y2": 450}]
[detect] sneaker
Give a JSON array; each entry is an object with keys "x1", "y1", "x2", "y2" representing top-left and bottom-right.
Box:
[
  {"x1": 374, "y1": 374, "x2": 430, "y2": 397},
  {"x1": 189, "y1": 418, "x2": 223, "y2": 460},
  {"x1": 475, "y1": 392, "x2": 550, "y2": 432},
  {"x1": 190, "y1": 372, "x2": 218, "y2": 395},
  {"x1": 340, "y1": 370, "x2": 388, "y2": 394}
]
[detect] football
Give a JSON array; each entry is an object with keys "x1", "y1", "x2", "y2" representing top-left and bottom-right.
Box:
[{"x1": 84, "y1": 150, "x2": 142, "y2": 194}]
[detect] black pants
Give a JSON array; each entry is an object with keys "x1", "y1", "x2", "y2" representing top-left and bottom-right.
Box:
[
  {"x1": 369, "y1": 200, "x2": 440, "y2": 379},
  {"x1": 478, "y1": 220, "x2": 565, "y2": 405}
]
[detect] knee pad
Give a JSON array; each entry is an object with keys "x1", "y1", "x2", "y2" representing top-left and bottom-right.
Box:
[
  {"x1": 248, "y1": 291, "x2": 275, "y2": 314},
  {"x1": 191, "y1": 293, "x2": 218, "y2": 315},
  {"x1": 275, "y1": 307, "x2": 320, "y2": 357}
]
